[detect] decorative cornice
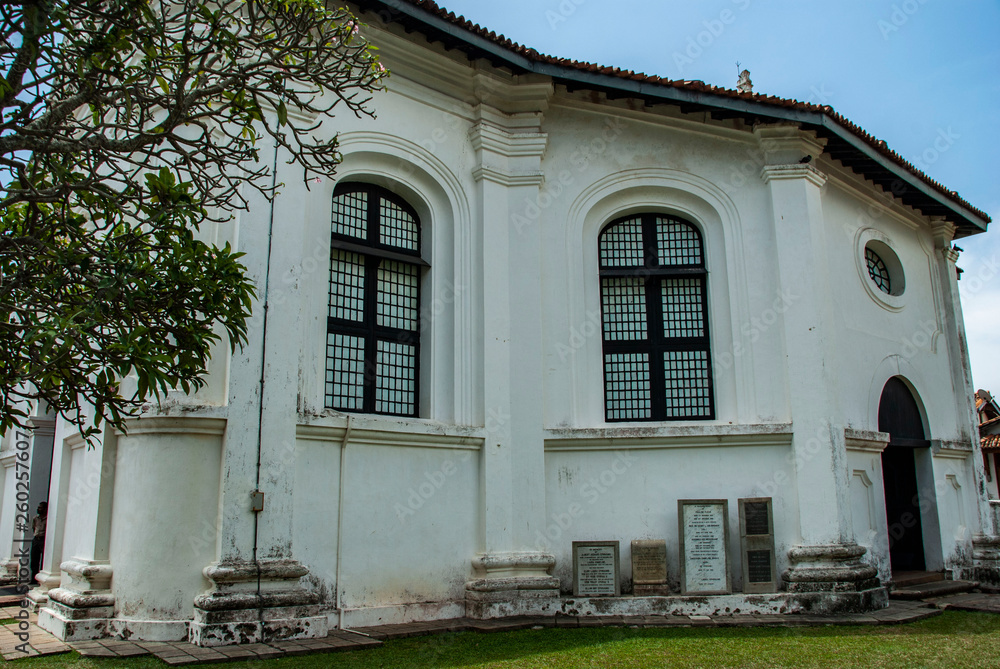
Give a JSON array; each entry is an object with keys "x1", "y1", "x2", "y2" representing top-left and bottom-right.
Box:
[
  {"x1": 760, "y1": 163, "x2": 828, "y2": 188},
  {"x1": 844, "y1": 428, "x2": 890, "y2": 453},
  {"x1": 66, "y1": 431, "x2": 87, "y2": 451},
  {"x1": 116, "y1": 416, "x2": 227, "y2": 438},
  {"x1": 26, "y1": 416, "x2": 56, "y2": 437},
  {"x1": 930, "y1": 216, "x2": 957, "y2": 248},
  {"x1": 932, "y1": 439, "x2": 974, "y2": 460},
  {"x1": 472, "y1": 74, "x2": 553, "y2": 113},
  {"x1": 471, "y1": 166, "x2": 544, "y2": 186},
  {"x1": 544, "y1": 424, "x2": 793, "y2": 452},
  {"x1": 296, "y1": 423, "x2": 483, "y2": 450},
  {"x1": 469, "y1": 121, "x2": 547, "y2": 158}
]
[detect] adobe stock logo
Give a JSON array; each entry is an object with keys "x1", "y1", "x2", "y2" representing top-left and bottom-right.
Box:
[{"x1": 877, "y1": 0, "x2": 932, "y2": 40}]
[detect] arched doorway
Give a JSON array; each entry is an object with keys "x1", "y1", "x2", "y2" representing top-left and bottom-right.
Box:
[{"x1": 878, "y1": 377, "x2": 930, "y2": 572}]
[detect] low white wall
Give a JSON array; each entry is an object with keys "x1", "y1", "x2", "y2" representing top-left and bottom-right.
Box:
[{"x1": 293, "y1": 426, "x2": 481, "y2": 617}]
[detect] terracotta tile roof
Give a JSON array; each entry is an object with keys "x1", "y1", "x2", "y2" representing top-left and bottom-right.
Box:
[
  {"x1": 982, "y1": 434, "x2": 1000, "y2": 451},
  {"x1": 981, "y1": 414, "x2": 1000, "y2": 431},
  {"x1": 363, "y1": 0, "x2": 990, "y2": 231}
]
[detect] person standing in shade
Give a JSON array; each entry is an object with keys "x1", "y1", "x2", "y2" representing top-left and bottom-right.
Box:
[{"x1": 30, "y1": 502, "x2": 47, "y2": 584}]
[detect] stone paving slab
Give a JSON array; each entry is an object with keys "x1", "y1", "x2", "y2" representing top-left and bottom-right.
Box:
[
  {"x1": 928, "y1": 593, "x2": 1000, "y2": 613},
  {"x1": 0, "y1": 615, "x2": 70, "y2": 660},
  {"x1": 891, "y1": 579, "x2": 978, "y2": 600}
]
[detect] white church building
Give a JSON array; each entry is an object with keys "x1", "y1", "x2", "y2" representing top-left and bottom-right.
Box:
[{"x1": 2, "y1": 0, "x2": 997, "y2": 646}]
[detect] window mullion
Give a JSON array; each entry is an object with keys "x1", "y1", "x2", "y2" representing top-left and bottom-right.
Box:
[
  {"x1": 698, "y1": 276, "x2": 715, "y2": 420},
  {"x1": 641, "y1": 215, "x2": 666, "y2": 422},
  {"x1": 362, "y1": 221, "x2": 380, "y2": 414}
]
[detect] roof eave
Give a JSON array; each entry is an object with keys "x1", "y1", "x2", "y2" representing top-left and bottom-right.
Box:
[{"x1": 360, "y1": 0, "x2": 989, "y2": 236}]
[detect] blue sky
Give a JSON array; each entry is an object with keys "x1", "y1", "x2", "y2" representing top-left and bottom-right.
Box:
[{"x1": 435, "y1": 0, "x2": 1000, "y2": 393}]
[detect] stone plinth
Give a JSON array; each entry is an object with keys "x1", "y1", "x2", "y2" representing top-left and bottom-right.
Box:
[
  {"x1": 189, "y1": 559, "x2": 326, "y2": 646},
  {"x1": 973, "y1": 534, "x2": 1000, "y2": 591},
  {"x1": 465, "y1": 552, "x2": 560, "y2": 619},
  {"x1": 782, "y1": 544, "x2": 886, "y2": 613},
  {"x1": 37, "y1": 560, "x2": 114, "y2": 640}
]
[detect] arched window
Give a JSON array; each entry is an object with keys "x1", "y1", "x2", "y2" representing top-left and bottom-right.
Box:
[
  {"x1": 326, "y1": 183, "x2": 426, "y2": 416},
  {"x1": 599, "y1": 214, "x2": 714, "y2": 421}
]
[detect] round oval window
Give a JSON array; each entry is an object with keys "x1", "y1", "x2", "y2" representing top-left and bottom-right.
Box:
[{"x1": 864, "y1": 240, "x2": 904, "y2": 297}]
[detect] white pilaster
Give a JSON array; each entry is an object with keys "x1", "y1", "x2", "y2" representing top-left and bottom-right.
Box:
[
  {"x1": 756, "y1": 125, "x2": 881, "y2": 599},
  {"x1": 465, "y1": 86, "x2": 560, "y2": 615}
]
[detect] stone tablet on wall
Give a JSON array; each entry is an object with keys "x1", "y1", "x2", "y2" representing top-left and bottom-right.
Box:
[
  {"x1": 678, "y1": 499, "x2": 731, "y2": 595},
  {"x1": 631, "y1": 539, "x2": 669, "y2": 596},
  {"x1": 573, "y1": 541, "x2": 620, "y2": 597}
]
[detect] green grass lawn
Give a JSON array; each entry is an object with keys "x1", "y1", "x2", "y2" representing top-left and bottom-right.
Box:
[{"x1": 16, "y1": 611, "x2": 1000, "y2": 669}]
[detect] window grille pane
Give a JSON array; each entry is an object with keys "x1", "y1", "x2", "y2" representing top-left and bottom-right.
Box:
[
  {"x1": 656, "y1": 218, "x2": 702, "y2": 266},
  {"x1": 664, "y1": 350, "x2": 712, "y2": 418},
  {"x1": 329, "y1": 249, "x2": 366, "y2": 321},
  {"x1": 661, "y1": 278, "x2": 705, "y2": 338},
  {"x1": 332, "y1": 191, "x2": 368, "y2": 240},
  {"x1": 326, "y1": 333, "x2": 365, "y2": 410},
  {"x1": 376, "y1": 340, "x2": 416, "y2": 415},
  {"x1": 865, "y1": 247, "x2": 891, "y2": 294},
  {"x1": 600, "y1": 217, "x2": 644, "y2": 267},
  {"x1": 377, "y1": 260, "x2": 419, "y2": 331},
  {"x1": 601, "y1": 277, "x2": 647, "y2": 341},
  {"x1": 604, "y1": 352, "x2": 651, "y2": 420},
  {"x1": 379, "y1": 198, "x2": 419, "y2": 252}
]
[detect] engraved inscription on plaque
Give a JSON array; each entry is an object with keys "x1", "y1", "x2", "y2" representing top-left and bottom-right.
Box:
[
  {"x1": 678, "y1": 500, "x2": 730, "y2": 594},
  {"x1": 746, "y1": 549, "x2": 773, "y2": 583},
  {"x1": 744, "y1": 502, "x2": 770, "y2": 536},
  {"x1": 631, "y1": 540, "x2": 667, "y2": 584},
  {"x1": 573, "y1": 541, "x2": 620, "y2": 597}
]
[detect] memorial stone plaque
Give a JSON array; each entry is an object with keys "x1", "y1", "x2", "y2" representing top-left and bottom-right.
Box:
[
  {"x1": 746, "y1": 550, "x2": 773, "y2": 583},
  {"x1": 744, "y1": 502, "x2": 770, "y2": 536},
  {"x1": 631, "y1": 539, "x2": 670, "y2": 596},
  {"x1": 678, "y1": 500, "x2": 731, "y2": 595},
  {"x1": 738, "y1": 497, "x2": 777, "y2": 594},
  {"x1": 573, "y1": 541, "x2": 620, "y2": 597}
]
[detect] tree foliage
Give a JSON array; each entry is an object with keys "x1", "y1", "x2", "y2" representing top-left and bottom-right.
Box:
[{"x1": 1, "y1": 0, "x2": 385, "y2": 438}]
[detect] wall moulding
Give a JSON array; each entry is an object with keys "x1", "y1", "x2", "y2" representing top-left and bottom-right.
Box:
[
  {"x1": 296, "y1": 422, "x2": 484, "y2": 451},
  {"x1": 115, "y1": 416, "x2": 227, "y2": 438},
  {"x1": 544, "y1": 424, "x2": 792, "y2": 452},
  {"x1": 844, "y1": 428, "x2": 890, "y2": 453},
  {"x1": 931, "y1": 439, "x2": 974, "y2": 460}
]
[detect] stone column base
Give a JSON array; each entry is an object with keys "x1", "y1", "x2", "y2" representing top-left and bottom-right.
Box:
[
  {"x1": 782, "y1": 544, "x2": 886, "y2": 613},
  {"x1": 0, "y1": 557, "x2": 21, "y2": 586},
  {"x1": 36, "y1": 561, "x2": 115, "y2": 640},
  {"x1": 27, "y1": 569, "x2": 64, "y2": 611},
  {"x1": 973, "y1": 534, "x2": 1000, "y2": 591},
  {"x1": 190, "y1": 559, "x2": 327, "y2": 646},
  {"x1": 465, "y1": 552, "x2": 560, "y2": 619}
]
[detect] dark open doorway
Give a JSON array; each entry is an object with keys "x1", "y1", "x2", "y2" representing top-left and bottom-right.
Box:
[{"x1": 878, "y1": 376, "x2": 930, "y2": 573}]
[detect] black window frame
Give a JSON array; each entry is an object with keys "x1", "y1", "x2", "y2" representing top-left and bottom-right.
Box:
[
  {"x1": 326, "y1": 182, "x2": 427, "y2": 417},
  {"x1": 599, "y1": 213, "x2": 715, "y2": 422}
]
